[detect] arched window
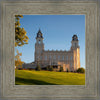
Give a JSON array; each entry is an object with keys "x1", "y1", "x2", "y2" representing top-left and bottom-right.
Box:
[
  {"x1": 40, "y1": 56, "x2": 42, "y2": 60},
  {"x1": 58, "y1": 55, "x2": 60, "y2": 60},
  {"x1": 70, "y1": 56, "x2": 72, "y2": 60},
  {"x1": 37, "y1": 50, "x2": 39, "y2": 54},
  {"x1": 53, "y1": 55, "x2": 56, "y2": 60},
  {"x1": 62, "y1": 55, "x2": 64, "y2": 60},
  {"x1": 38, "y1": 40, "x2": 41, "y2": 44},
  {"x1": 66, "y1": 55, "x2": 68, "y2": 60},
  {"x1": 49, "y1": 55, "x2": 51, "y2": 59},
  {"x1": 74, "y1": 43, "x2": 77, "y2": 47},
  {"x1": 70, "y1": 63, "x2": 72, "y2": 67},
  {"x1": 45, "y1": 55, "x2": 47, "y2": 60}
]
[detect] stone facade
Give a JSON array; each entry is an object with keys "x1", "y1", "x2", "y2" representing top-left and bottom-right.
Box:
[{"x1": 22, "y1": 29, "x2": 80, "y2": 72}]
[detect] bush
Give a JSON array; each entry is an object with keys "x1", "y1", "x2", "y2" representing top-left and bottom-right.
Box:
[
  {"x1": 59, "y1": 66, "x2": 63, "y2": 72},
  {"x1": 49, "y1": 66, "x2": 53, "y2": 71},
  {"x1": 77, "y1": 68, "x2": 85, "y2": 73},
  {"x1": 35, "y1": 64, "x2": 41, "y2": 71},
  {"x1": 28, "y1": 68, "x2": 33, "y2": 70},
  {"x1": 18, "y1": 68, "x2": 22, "y2": 70}
]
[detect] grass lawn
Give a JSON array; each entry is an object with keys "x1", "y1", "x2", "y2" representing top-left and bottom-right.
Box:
[{"x1": 15, "y1": 70, "x2": 85, "y2": 85}]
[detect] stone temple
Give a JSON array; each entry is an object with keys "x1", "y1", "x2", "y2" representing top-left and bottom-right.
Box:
[{"x1": 22, "y1": 29, "x2": 80, "y2": 72}]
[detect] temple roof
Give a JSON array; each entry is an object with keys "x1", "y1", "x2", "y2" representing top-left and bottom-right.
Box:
[
  {"x1": 72, "y1": 34, "x2": 78, "y2": 41},
  {"x1": 36, "y1": 29, "x2": 43, "y2": 39}
]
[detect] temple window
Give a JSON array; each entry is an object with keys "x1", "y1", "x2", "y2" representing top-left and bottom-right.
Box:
[
  {"x1": 45, "y1": 55, "x2": 47, "y2": 60},
  {"x1": 58, "y1": 55, "x2": 60, "y2": 60},
  {"x1": 62, "y1": 55, "x2": 64, "y2": 60},
  {"x1": 66, "y1": 55, "x2": 68, "y2": 60},
  {"x1": 53, "y1": 55, "x2": 56, "y2": 59},
  {"x1": 70, "y1": 56, "x2": 72, "y2": 60}
]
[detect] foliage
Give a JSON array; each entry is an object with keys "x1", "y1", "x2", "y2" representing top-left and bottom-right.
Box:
[
  {"x1": 28, "y1": 68, "x2": 34, "y2": 70},
  {"x1": 15, "y1": 49, "x2": 24, "y2": 67},
  {"x1": 49, "y1": 66, "x2": 53, "y2": 71},
  {"x1": 77, "y1": 68, "x2": 85, "y2": 73},
  {"x1": 59, "y1": 66, "x2": 63, "y2": 72},
  {"x1": 46, "y1": 66, "x2": 49, "y2": 70},
  {"x1": 15, "y1": 70, "x2": 85, "y2": 85},
  {"x1": 67, "y1": 68, "x2": 69, "y2": 72},
  {"x1": 35, "y1": 64, "x2": 41, "y2": 71},
  {"x1": 15, "y1": 61, "x2": 24, "y2": 67},
  {"x1": 18, "y1": 68, "x2": 23, "y2": 70},
  {"x1": 15, "y1": 15, "x2": 29, "y2": 47}
]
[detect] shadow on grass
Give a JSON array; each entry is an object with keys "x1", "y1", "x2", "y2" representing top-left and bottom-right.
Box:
[{"x1": 15, "y1": 77, "x2": 57, "y2": 85}]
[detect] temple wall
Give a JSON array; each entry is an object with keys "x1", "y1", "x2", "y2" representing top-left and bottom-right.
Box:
[
  {"x1": 73, "y1": 48, "x2": 80, "y2": 71},
  {"x1": 22, "y1": 63, "x2": 36, "y2": 69}
]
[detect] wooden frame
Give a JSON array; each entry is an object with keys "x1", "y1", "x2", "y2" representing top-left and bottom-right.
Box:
[{"x1": 0, "y1": 0, "x2": 100, "y2": 100}]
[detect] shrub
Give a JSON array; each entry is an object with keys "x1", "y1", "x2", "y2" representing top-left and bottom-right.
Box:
[
  {"x1": 49, "y1": 66, "x2": 53, "y2": 71},
  {"x1": 59, "y1": 66, "x2": 63, "y2": 72},
  {"x1": 77, "y1": 68, "x2": 85, "y2": 73},
  {"x1": 28, "y1": 68, "x2": 33, "y2": 70},
  {"x1": 35, "y1": 64, "x2": 41, "y2": 71},
  {"x1": 18, "y1": 68, "x2": 22, "y2": 70}
]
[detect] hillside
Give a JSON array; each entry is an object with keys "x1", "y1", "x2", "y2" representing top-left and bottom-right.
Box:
[{"x1": 15, "y1": 70, "x2": 85, "y2": 85}]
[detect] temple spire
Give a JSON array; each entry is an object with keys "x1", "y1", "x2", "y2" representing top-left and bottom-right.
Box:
[
  {"x1": 38, "y1": 28, "x2": 41, "y2": 33},
  {"x1": 71, "y1": 34, "x2": 79, "y2": 50},
  {"x1": 36, "y1": 28, "x2": 43, "y2": 39}
]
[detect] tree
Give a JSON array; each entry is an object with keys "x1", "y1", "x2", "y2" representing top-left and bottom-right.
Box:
[
  {"x1": 15, "y1": 15, "x2": 29, "y2": 47},
  {"x1": 35, "y1": 64, "x2": 41, "y2": 71},
  {"x1": 46, "y1": 66, "x2": 49, "y2": 71},
  {"x1": 15, "y1": 49, "x2": 24, "y2": 67},
  {"x1": 49, "y1": 66, "x2": 53, "y2": 71},
  {"x1": 67, "y1": 68, "x2": 69, "y2": 72},
  {"x1": 59, "y1": 66, "x2": 63, "y2": 72},
  {"x1": 77, "y1": 68, "x2": 85, "y2": 73}
]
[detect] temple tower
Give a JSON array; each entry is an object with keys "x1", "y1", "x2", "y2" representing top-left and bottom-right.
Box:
[
  {"x1": 71, "y1": 35, "x2": 80, "y2": 71},
  {"x1": 35, "y1": 29, "x2": 44, "y2": 62}
]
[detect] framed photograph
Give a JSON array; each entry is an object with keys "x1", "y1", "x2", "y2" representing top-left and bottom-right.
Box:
[
  {"x1": 15, "y1": 15, "x2": 85, "y2": 85},
  {"x1": 0, "y1": 0, "x2": 100, "y2": 100}
]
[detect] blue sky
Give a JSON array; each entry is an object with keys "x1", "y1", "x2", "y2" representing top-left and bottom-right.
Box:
[{"x1": 16, "y1": 15, "x2": 85, "y2": 68}]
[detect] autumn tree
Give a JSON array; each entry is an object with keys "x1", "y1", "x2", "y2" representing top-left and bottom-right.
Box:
[
  {"x1": 15, "y1": 15, "x2": 28, "y2": 68},
  {"x1": 15, "y1": 49, "x2": 24, "y2": 67},
  {"x1": 15, "y1": 15, "x2": 29, "y2": 47}
]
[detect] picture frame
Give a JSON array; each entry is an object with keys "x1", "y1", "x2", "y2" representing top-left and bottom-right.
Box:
[{"x1": 0, "y1": 0, "x2": 100, "y2": 100}]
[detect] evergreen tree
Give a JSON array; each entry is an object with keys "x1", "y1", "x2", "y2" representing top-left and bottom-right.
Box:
[
  {"x1": 67, "y1": 68, "x2": 69, "y2": 72},
  {"x1": 49, "y1": 66, "x2": 53, "y2": 71},
  {"x1": 35, "y1": 64, "x2": 41, "y2": 71},
  {"x1": 77, "y1": 68, "x2": 85, "y2": 73},
  {"x1": 46, "y1": 66, "x2": 49, "y2": 71},
  {"x1": 59, "y1": 66, "x2": 63, "y2": 72}
]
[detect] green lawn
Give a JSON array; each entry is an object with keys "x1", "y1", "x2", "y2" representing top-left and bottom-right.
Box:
[{"x1": 15, "y1": 70, "x2": 85, "y2": 85}]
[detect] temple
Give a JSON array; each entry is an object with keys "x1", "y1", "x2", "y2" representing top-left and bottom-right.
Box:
[{"x1": 22, "y1": 29, "x2": 80, "y2": 72}]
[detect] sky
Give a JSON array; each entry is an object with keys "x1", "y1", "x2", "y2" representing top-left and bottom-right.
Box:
[{"x1": 16, "y1": 15, "x2": 85, "y2": 68}]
